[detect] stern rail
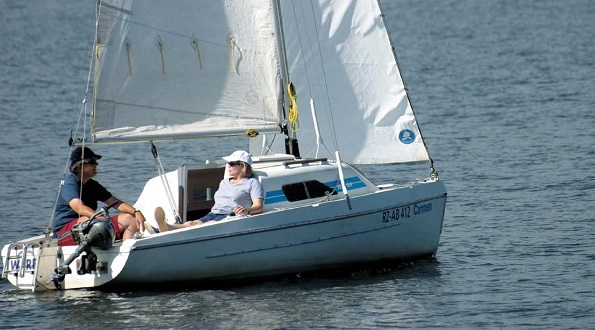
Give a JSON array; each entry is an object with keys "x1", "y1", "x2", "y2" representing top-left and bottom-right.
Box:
[{"x1": 2, "y1": 243, "x2": 37, "y2": 278}]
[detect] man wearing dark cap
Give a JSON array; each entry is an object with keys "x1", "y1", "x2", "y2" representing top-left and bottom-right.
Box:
[{"x1": 52, "y1": 146, "x2": 145, "y2": 245}]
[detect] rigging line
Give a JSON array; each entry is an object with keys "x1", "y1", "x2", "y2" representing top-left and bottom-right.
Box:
[
  {"x1": 75, "y1": 2, "x2": 105, "y2": 205},
  {"x1": 289, "y1": 2, "x2": 310, "y2": 94},
  {"x1": 303, "y1": 1, "x2": 349, "y2": 210},
  {"x1": 285, "y1": 1, "x2": 336, "y2": 160},
  {"x1": 151, "y1": 142, "x2": 182, "y2": 224},
  {"x1": 308, "y1": 0, "x2": 340, "y2": 155},
  {"x1": 273, "y1": 0, "x2": 293, "y2": 137},
  {"x1": 71, "y1": 1, "x2": 101, "y2": 148},
  {"x1": 265, "y1": 133, "x2": 277, "y2": 155},
  {"x1": 274, "y1": 0, "x2": 291, "y2": 92},
  {"x1": 292, "y1": 1, "x2": 323, "y2": 100},
  {"x1": 48, "y1": 1, "x2": 102, "y2": 236},
  {"x1": 295, "y1": 1, "x2": 335, "y2": 158},
  {"x1": 70, "y1": 0, "x2": 99, "y2": 140},
  {"x1": 71, "y1": 0, "x2": 101, "y2": 144}
]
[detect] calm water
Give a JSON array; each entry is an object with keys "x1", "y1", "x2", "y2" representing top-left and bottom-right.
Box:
[{"x1": 1, "y1": 0, "x2": 594, "y2": 328}]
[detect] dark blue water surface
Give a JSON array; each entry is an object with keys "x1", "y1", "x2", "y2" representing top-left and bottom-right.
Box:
[{"x1": 1, "y1": 0, "x2": 594, "y2": 328}]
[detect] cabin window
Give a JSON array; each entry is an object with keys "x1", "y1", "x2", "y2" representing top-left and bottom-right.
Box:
[
  {"x1": 192, "y1": 188, "x2": 210, "y2": 202},
  {"x1": 282, "y1": 180, "x2": 337, "y2": 202}
]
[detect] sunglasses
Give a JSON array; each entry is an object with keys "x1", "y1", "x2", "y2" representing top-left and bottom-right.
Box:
[
  {"x1": 228, "y1": 161, "x2": 242, "y2": 167},
  {"x1": 82, "y1": 158, "x2": 99, "y2": 165}
]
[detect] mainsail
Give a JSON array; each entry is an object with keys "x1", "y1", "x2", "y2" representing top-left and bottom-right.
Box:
[
  {"x1": 93, "y1": 0, "x2": 284, "y2": 143},
  {"x1": 259, "y1": 0, "x2": 431, "y2": 164}
]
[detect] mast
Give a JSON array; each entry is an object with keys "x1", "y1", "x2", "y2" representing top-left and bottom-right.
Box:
[{"x1": 273, "y1": 0, "x2": 301, "y2": 158}]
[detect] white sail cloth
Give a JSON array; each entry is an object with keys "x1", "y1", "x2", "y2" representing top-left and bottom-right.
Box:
[
  {"x1": 92, "y1": 0, "x2": 430, "y2": 164},
  {"x1": 266, "y1": 0, "x2": 430, "y2": 164},
  {"x1": 93, "y1": 0, "x2": 283, "y2": 142}
]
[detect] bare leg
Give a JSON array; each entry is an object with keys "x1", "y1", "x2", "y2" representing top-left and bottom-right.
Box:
[
  {"x1": 117, "y1": 213, "x2": 139, "y2": 240},
  {"x1": 154, "y1": 207, "x2": 205, "y2": 232},
  {"x1": 155, "y1": 207, "x2": 169, "y2": 232}
]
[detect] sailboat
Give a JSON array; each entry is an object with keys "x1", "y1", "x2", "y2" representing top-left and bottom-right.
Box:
[{"x1": 2, "y1": 0, "x2": 446, "y2": 291}]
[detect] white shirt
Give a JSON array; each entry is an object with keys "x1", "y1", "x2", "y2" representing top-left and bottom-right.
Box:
[{"x1": 210, "y1": 177, "x2": 263, "y2": 214}]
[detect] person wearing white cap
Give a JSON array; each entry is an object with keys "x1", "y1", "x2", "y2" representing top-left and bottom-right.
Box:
[{"x1": 154, "y1": 150, "x2": 263, "y2": 231}]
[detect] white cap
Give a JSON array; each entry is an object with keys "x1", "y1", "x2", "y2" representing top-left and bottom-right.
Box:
[{"x1": 222, "y1": 150, "x2": 253, "y2": 165}]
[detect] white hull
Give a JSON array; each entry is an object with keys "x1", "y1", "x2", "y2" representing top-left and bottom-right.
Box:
[
  {"x1": 119, "y1": 182, "x2": 446, "y2": 285},
  {"x1": 2, "y1": 159, "x2": 446, "y2": 290}
]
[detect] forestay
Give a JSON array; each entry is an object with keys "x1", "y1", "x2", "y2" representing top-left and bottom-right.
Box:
[
  {"x1": 93, "y1": 0, "x2": 284, "y2": 143},
  {"x1": 259, "y1": 0, "x2": 430, "y2": 164}
]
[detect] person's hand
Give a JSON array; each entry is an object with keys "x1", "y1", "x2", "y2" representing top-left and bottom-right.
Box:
[
  {"x1": 233, "y1": 205, "x2": 250, "y2": 215},
  {"x1": 134, "y1": 210, "x2": 146, "y2": 231}
]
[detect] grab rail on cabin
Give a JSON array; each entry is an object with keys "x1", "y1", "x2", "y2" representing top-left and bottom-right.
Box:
[{"x1": 282, "y1": 158, "x2": 328, "y2": 166}]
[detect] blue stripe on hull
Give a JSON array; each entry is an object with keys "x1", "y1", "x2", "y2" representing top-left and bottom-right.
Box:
[{"x1": 264, "y1": 176, "x2": 366, "y2": 205}]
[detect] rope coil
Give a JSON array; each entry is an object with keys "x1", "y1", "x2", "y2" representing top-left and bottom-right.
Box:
[{"x1": 287, "y1": 83, "x2": 300, "y2": 133}]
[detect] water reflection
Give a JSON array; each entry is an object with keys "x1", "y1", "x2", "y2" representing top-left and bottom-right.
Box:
[{"x1": 1, "y1": 259, "x2": 442, "y2": 328}]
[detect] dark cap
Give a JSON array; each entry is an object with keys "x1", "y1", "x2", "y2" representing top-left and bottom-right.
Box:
[{"x1": 70, "y1": 146, "x2": 102, "y2": 163}]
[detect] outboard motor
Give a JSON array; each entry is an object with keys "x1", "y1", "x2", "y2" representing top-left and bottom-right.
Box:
[
  {"x1": 71, "y1": 218, "x2": 116, "y2": 250},
  {"x1": 48, "y1": 202, "x2": 118, "y2": 289}
]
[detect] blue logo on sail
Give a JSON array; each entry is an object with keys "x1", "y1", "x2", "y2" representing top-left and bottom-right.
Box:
[{"x1": 398, "y1": 129, "x2": 415, "y2": 144}]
